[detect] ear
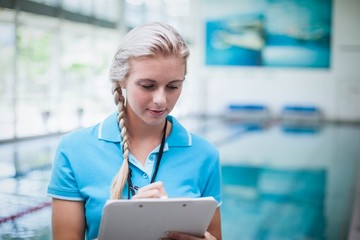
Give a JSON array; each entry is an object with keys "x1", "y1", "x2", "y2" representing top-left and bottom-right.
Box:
[{"x1": 119, "y1": 80, "x2": 127, "y2": 89}]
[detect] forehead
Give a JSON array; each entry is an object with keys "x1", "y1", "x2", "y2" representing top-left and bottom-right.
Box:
[{"x1": 128, "y1": 56, "x2": 185, "y2": 80}]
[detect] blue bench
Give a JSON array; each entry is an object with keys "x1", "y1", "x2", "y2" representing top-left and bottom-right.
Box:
[
  {"x1": 281, "y1": 105, "x2": 323, "y2": 128},
  {"x1": 225, "y1": 104, "x2": 270, "y2": 123}
]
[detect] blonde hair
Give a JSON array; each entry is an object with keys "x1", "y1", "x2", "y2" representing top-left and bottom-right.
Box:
[{"x1": 109, "y1": 22, "x2": 190, "y2": 199}]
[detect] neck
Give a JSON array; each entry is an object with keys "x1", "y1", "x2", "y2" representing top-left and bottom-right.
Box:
[
  {"x1": 129, "y1": 120, "x2": 166, "y2": 140},
  {"x1": 121, "y1": 110, "x2": 170, "y2": 164},
  {"x1": 125, "y1": 114, "x2": 166, "y2": 141}
]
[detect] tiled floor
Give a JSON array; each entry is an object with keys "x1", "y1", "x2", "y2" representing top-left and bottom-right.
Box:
[{"x1": 0, "y1": 119, "x2": 359, "y2": 240}]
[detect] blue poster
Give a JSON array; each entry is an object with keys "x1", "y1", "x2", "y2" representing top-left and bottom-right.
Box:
[{"x1": 205, "y1": 0, "x2": 332, "y2": 68}]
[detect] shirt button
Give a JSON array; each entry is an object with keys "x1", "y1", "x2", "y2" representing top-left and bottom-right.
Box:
[
  {"x1": 143, "y1": 173, "x2": 148, "y2": 179},
  {"x1": 149, "y1": 155, "x2": 154, "y2": 161}
]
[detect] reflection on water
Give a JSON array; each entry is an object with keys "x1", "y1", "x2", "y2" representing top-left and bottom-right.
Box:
[
  {"x1": 221, "y1": 166, "x2": 326, "y2": 239},
  {"x1": 219, "y1": 122, "x2": 360, "y2": 240},
  {"x1": 0, "y1": 194, "x2": 51, "y2": 239},
  {"x1": 0, "y1": 121, "x2": 359, "y2": 240},
  {"x1": 0, "y1": 137, "x2": 57, "y2": 239}
]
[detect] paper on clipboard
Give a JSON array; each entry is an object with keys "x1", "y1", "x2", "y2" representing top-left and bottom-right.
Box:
[{"x1": 98, "y1": 197, "x2": 218, "y2": 240}]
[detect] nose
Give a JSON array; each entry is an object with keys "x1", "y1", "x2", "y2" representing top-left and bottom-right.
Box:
[{"x1": 153, "y1": 88, "x2": 166, "y2": 106}]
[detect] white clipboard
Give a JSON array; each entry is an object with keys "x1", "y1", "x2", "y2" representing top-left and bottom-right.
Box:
[{"x1": 98, "y1": 197, "x2": 218, "y2": 240}]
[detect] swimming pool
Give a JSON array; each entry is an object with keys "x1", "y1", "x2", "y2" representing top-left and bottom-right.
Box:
[
  {"x1": 0, "y1": 120, "x2": 359, "y2": 239},
  {"x1": 216, "y1": 121, "x2": 360, "y2": 240}
]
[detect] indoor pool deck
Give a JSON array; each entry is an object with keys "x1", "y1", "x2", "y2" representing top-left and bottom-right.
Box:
[{"x1": 0, "y1": 119, "x2": 360, "y2": 240}]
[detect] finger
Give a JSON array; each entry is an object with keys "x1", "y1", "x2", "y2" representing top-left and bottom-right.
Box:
[
  {"x1": 137, "y1": 181, "x2": 167, "y2": 196},
  {"x1": 132, "y1": 189, "x2": 162, "y2": 199},
  {"x1": 166, "y1": 231, "x2": 216, "y2": 240},
  {"x1": 137, "y1": 181, "x2": 163, "y2": 192},
  {"x1": 153, "y1": 181, "x2": 167, "y2": 196},
  {"x1": 204, "y1": 232, "x2": 216, "y2": 240},
  {"x1": 166, "y1": 231, "x2": 198, "y2": 240}
]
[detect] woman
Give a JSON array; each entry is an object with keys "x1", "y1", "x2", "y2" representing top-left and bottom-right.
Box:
[{"x1": 47, "y1": 22, "x2": 222, "y2": 240}]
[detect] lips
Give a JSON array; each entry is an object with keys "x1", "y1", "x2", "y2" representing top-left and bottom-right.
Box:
[{"x1": 148, "y1": 109, "x2": 166, "y2": 117}]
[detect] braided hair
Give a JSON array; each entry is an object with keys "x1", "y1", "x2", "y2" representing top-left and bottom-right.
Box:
[{"x1": 109, "y1": 22, "x2": 189, "y2": 199}]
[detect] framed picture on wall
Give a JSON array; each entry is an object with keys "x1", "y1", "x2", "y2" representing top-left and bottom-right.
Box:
[{"x1": 205, "y1": 0, "x2": 332, "y2": 68}]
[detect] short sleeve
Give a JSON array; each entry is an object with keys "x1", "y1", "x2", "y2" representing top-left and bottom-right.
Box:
[
  {"x1": 202, "y1": 151, "x2": 222, "y2": 206},
  {"x1": 47, "y1": 137, "x2": 84, "y2": 201}
]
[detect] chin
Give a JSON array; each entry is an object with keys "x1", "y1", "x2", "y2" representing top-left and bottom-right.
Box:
[{"x1": 143, "y1": 115, "x2": 167, "y2": 126}]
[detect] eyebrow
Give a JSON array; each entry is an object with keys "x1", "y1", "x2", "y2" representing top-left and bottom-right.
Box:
[
  {"x1": 168, "y1": 79, "x2": 184, "y2": 84},
  {"x1": 137, "y1": 79, "x2": 184, "y2": 83},
  {"x1": 138, "y1": 78, "x2": 155, "y2": 83}
]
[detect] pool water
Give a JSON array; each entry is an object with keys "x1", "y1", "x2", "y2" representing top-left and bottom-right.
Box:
[
  {"x1": 0, "y1": 120, "x2": 359, "y2": 240},
  {"x1": 217, "y1": 122, "x2": 360, "y2": 240},
  {"x1": 221, "y1": 166, "x2": 327, "y2": 239}
]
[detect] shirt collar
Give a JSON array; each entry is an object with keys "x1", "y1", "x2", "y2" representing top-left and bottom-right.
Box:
[
  {"x1": 97, "y1": 113, "x2": 192, "y2": 147},
  {"x1": 97, "y1": 112, "x2": 121, "y2": 142},
  {"x1": 166, "y1": 115, "x2": 192, "y2": 147}
]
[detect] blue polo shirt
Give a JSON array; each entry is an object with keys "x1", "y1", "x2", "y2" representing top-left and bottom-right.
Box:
[{"x1": 47, "y1": 113, "x2": 222, "y2": 239}]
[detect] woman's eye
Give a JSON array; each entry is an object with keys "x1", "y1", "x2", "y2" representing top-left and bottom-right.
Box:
[
  {"x1": 167, "y1": 85, "x2": 178, "y2": 90},
  {"x1": 142, "y1": 85, "x2": 154, "y2": 89}
]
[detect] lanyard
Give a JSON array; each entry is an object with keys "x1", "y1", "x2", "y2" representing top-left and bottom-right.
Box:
[{"x1": 127, "y1": 120, "x2": 168, "y2": 199}]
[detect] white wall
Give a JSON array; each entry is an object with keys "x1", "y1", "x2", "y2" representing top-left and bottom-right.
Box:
[
  {"x1": 182, "y1": 0, "x2": 360, "y2": 122},
  {"x1": 331, "y1": 0, "x2": 360, "y2": 121}
]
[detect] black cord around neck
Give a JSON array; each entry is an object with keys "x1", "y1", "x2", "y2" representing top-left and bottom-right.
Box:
[
  {"x1": 150, "y1": 120, "x2": 168, "y2": 183},
  {"x1": 127, "y1": 120, "x2": 168, "y2": 199}
]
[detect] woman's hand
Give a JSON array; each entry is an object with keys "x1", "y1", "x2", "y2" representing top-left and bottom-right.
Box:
[
  {"x1": 132, "y1": 181, "x2": 167, "y2": 199},
  {"x1": 161, "y1": 231, "x2": 217, "y2": 240}
]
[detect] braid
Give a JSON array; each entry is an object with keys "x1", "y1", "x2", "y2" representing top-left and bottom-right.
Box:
[
  {"x1": 110, "y1": 82, "x2": 130, "y2": 199},
  {"x1": 108, "y1": 22, "x2": 190, "y2": 199}
]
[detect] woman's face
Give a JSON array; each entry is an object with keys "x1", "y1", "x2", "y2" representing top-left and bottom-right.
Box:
[{"x1": 122, "y1": 55, "x2": 186, "y2": 126}]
